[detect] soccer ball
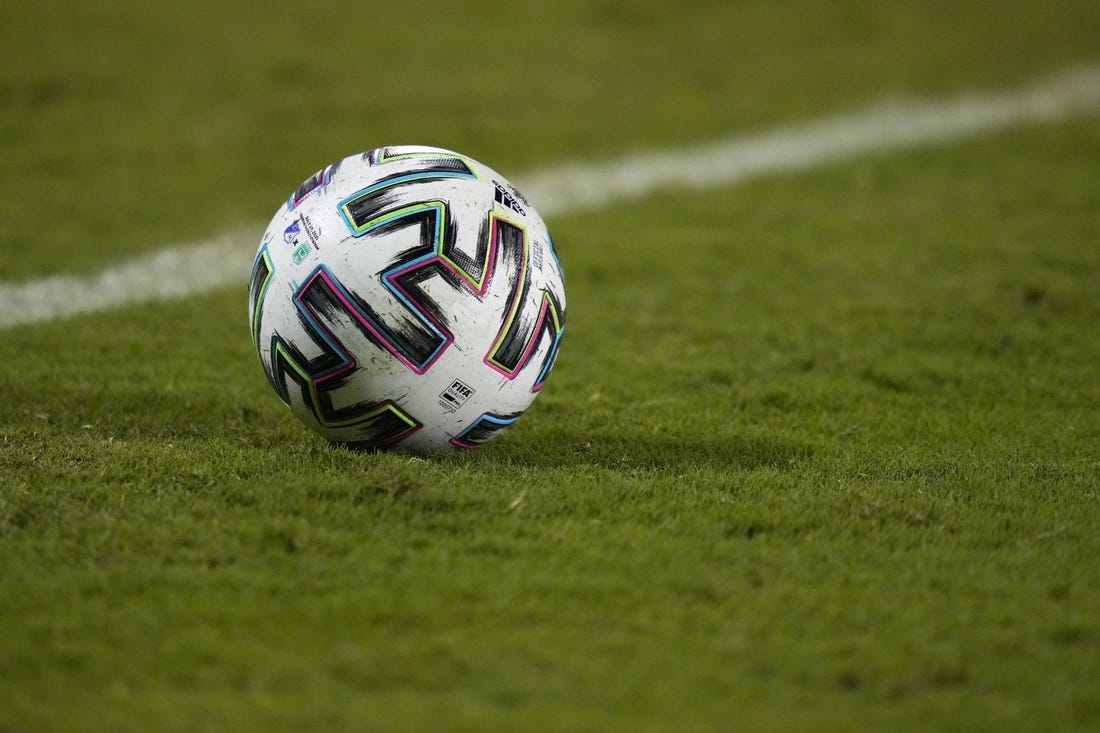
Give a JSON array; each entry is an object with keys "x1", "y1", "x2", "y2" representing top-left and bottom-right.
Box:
[{"x1": 248, "y1": 145, "x2": 566, "y2": 453}]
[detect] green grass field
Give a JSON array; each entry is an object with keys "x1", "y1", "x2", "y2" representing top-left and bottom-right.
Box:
[{"x1": 3, "y1": 1, "x2": 1100, "y2": 730}]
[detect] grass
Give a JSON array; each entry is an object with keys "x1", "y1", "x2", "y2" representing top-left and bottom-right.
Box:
[
  {"x1": 3, "y1": 0, "x2": 1100, "y2": 279},
  {"x1": 2, "y1": 1, "x2": 1100, "y2": 731}
]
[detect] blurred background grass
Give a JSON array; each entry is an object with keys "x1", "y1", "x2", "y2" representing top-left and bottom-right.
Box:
[{"x1": 2, "y1": 0, "x2": 1100, "y2": 279}]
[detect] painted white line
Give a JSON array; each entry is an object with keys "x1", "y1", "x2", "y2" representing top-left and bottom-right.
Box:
[
  {"x1": 2, "y1": 64, "x2": 1099, "y2": 330},
  {"x1": 524, "y1": 64, "x2": 1100, "y2": 217},
  {"x1": 0, "y1": 227, "x2": 257, "y2": 329}
]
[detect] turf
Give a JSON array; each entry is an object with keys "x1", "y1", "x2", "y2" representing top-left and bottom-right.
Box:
[
  {"x1": 2, "y1": 2, "x2": 1100, "y2": 731},
  {"x1": 3, "y1": 0, "x2": 1100, "y2": 279}
]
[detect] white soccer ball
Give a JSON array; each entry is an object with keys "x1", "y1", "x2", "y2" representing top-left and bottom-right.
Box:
[{"x1": 248, "y1": 145, "x2": 566, "y2": 453}]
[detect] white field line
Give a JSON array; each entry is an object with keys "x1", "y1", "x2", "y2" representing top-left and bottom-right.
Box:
[{"x1": 3, "y1": 64, "x2": 1100, "y2": 331}]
